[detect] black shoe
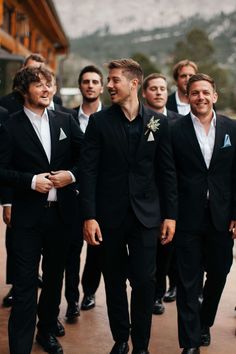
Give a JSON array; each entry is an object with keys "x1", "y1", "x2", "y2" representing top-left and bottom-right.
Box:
[
  {"x1": 181, "y1": 348, "x2": 200, "y2": 354},
  {"x1": 53, "y1": 320, "x2": 65, "y2": 337},
  {"x1": 81, "y1": 294, "x2": 95, "y2": 310},
  {"x1": 163, "y1": 286, "x2": 176, "y2": 302},
  {"x1": 132, "y1": 350, "x2": 150, "y2": 354},
  {"x1": 2, "y1": 287, "x2": 13, "y2": 307},
  {"x1": 37, "y1": 275, "x2": 43, "y2": 288},
  {"x1": 153, "y1": 298, "x2": 165, "y2": 315},
  {"x1": 110, "y1": 341, "x2": 129, "y2": 354},
  {"x1": 66, "y1": 302, "x2": 80, "y2": 321},
  {"x1": 36, "y1": 332, "x2": 63, "y2": 353},
  {"x1": 201, "y1": 325, "x2": 210, "y2": 346}
]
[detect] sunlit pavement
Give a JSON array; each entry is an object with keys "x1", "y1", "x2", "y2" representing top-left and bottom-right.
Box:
[{"x1": 0, "y1": 210, "x2": 236, "y2": 354}]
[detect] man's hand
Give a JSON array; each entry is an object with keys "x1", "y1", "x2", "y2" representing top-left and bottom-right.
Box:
[
  {"x1": 83, "y1": 219, "x2": 102, "y2": 246},
  {"x1": 48, "y1": 171, "x2": 72, "y2": 188},
  {"x1": 160, "y1": 219, "x2": 176, "y2": 245},
  {"x1": 35, "y1": 173, "x2": 54, "y2": 193},
  {"x1": 229, "y1": 220, "x2": 236, "y2": 239},
  {"x1": 3, "y1": 206, "x2": 12, "y2": 227}
]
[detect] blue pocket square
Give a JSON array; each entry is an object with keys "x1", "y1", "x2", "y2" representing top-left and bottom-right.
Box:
[{"x1": 221, "y1": 134, "x2": 231, "y2": 148}]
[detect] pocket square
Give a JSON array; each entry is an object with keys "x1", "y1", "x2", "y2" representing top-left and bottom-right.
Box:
[
  {"x1": 222, "y1": 134, "x2": 231, "y2": 148},
  {"x1": 59, "y1": 128, "x2": 67, "y2": 141},
  {"x1": 147, "y1": 131, "x2": 155, "y2": 142}
]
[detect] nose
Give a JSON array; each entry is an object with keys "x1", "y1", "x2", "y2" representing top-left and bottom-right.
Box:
[{"x1": 107, "y1": 81, "x2": 113, "y2": 89}]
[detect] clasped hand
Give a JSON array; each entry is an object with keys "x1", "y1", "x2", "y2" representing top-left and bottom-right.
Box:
[{"x1": 35, "y1": 171, "x2": 72, "y2": 193}]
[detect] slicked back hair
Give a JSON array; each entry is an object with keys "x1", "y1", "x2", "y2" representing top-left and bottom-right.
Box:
[
  {"x1": 13, "y1": 66, "x2": 52, "y2": 98},
  {"x1": 173, "y1": 59, "x2": 198, "y2": 81},
  {"x1": 187, "y1": 73, "x2": 216, "y2": 95},
  {"x1": 142, "y1": 73, "x2": 167, "y2": 91},
  {"x1": 106, "y1": 58, "x2": 143, "y2": 85}
]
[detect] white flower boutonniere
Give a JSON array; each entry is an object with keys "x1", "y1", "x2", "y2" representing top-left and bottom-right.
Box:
[{"x1": 145, "y1": 116, "x2": 160, "y2": 141}]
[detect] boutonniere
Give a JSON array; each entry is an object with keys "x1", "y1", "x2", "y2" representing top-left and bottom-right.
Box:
[{"x1": 145, "y1": 116, "x2": 160, "y2": 142}]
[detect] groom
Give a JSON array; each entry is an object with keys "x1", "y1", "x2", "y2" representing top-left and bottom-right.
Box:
[{"x1": 80, "y1": 58, "x2": 177, "y2": 354}]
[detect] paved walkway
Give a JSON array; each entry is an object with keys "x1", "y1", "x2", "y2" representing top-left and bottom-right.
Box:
[{"x1": 0, "y1": 213, "x2": 236, "y2": 354}]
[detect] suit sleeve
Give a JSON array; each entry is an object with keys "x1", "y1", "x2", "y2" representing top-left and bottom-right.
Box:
[
  {"x1": 68, "y1": 114, "x2": 84, "y2": 180},
  {"x1": 0, "y1": 124, "x2": 33, "y2": 189},
  {"x1": 79, "y1": 114, "x2": 100, "y2": 219},
  {"x1": 156, "y1": 117, "x2": 178, "y2": 220}
]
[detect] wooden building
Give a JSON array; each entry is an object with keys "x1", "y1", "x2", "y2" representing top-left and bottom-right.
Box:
[{"x1": 0, "y1": 0, "x2": 68, "y2": 95}]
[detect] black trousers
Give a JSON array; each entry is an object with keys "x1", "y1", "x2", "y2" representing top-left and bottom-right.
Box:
[
  {"x1": 155, "y1": 238, "x2": 174, "y2": 299},
  {"x1": 5, "y1": 226, "x2": 14, "y2": 284},
  {"x1": 175, "y1": 207, "x2": 233, "y2": 348},
  {"x1": 8, "y1": 206, "x2": 72, "y2": 354},
  {"x1": 64, "y1": 214, "x2": 101, "y2": 303},
  {"x1": 100, "y1": 208, "x2": 158, "y2": 351}
]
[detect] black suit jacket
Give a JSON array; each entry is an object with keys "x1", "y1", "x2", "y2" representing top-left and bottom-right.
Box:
[
  {"x1": 54, "y1": 103, "x2": 78, "y2": 120},
  {"x1": 0, "y1": 106, "x2": 9, "y2": 123},
  {"x1": 0, "y1": 109, "x2": 83, "y2": 227},
  {"x1": 166, "y1": 109, "x2": 183, "y2": 121},
  {"x1": 171, "y1": 113, "x2": 236, "y2": 232},
  {"x1": 166, "y1": 92, "x2": 178, "y2": 113},
  {"x1": 80, "y1": 103, "x2": 177, "y2": 228}
]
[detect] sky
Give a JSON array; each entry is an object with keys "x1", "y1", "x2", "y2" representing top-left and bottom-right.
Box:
[{"x1": 54, "y1": 0, "x2": 236, "y2": 38}]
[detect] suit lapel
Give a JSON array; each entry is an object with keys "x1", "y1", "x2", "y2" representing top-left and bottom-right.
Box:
[
  {"x1": 135, "y1": 105, "x2": 153, "y2": 159},
  {"x1": 182, "y1": 114, "x2": 207, "y2": 169},
  {"x1": 48, "y1": 110, "x2": 59, "y2": 164},
  {"x1": 209, "y1": 115, "x2": 225, "y2": 168},
  {"x1": 110, "y1": 105, "x2": 129, "y2": 161},
  {"x1": 20, "y1": 111, "x2": 49, "y2": 162}
]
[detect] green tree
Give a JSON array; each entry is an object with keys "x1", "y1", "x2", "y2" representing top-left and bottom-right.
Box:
[
  {"x1": 171, "y1": 28, "x2": 231, "y2": 110},
  {"x1": 132, "y1": 52, "x2": 160, "y2": 77}
]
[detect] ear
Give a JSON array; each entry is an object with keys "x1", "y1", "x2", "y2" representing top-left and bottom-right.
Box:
[
  {"x1": 213, "y1": 91, "x2": 218, "y2": 104},
  {"x1": 142, "y1": 90, "x2": 146, "y2": 99},
  {"x1": 131, "y1": 78, "x2": 139, "y2": 90}
]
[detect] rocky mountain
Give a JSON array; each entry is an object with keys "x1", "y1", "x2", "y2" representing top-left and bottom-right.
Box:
[{"x1": 54, "y1": 0, "x2": 236, "y2": 38}]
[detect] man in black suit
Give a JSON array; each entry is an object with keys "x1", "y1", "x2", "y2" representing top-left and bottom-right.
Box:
[
  {"x1": 0, "y1": 66, "x2": 83, "y2": 354},
  {"x1": 171, "y1": 73, "x2": 236, "y2": 354},
  {"x1": 64, "y1": 65, "x2": 104, "y2": 320},
  {"x1": 142, "y1": 73, "x2": 182, "y2": 316},
  {"x1": 80, "y1": 59, "x2": 177, "y2": 354},
  {"x1": 166, "y1": 59, "x2": 198, "y2": 115}
]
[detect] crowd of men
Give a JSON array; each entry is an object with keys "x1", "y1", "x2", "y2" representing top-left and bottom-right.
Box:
[{"x1": 0, "y1": 54, "x2": 236, "y2": 354}]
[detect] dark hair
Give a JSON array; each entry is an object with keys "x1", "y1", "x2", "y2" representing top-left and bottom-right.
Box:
[
  {"x1": 142, "y1": 73, "x2": 167, "y2": 91},
  {"x1": 106, "y1": 58, "x2": 143, "y2": 84},
  {"x1": 173, "y1": 59, "x2": 198, "y2": 81},
  {"x1": 78, "y1": 65, "x2": 103, "y2": 86},
  {"x1": 186, "y1": 73, "x2": 216, "y2": 95},
  {"x1": 13, "y1": 66, "x2": 52, "y2": 97},
  {"x1": 23, "y1": 53, "x2": 46, "y2": 67}
]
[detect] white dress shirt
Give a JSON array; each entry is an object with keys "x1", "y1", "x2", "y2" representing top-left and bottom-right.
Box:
[
  {"x1": 175, "y1": 91, "x2": 190, "y2": 115},
  {"x1": 24, "y1": 107, "x2": 57, "y2": 201},
  {"x1": 190, "y1": 110, "x2": 216, "y2": 169},
  {"x1": 78, "y1": 101, "x2": 102, "y2": 133}
]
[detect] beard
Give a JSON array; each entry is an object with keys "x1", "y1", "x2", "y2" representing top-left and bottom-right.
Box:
[{"x1": 83, "y1": 95, "x2": 100, "y2": 103}]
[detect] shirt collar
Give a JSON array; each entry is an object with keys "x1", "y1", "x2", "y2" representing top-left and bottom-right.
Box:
[
  {"x1": 175, "y1": 91, "x2": 189, "y2": 107},
  {"x1": 190, "y1": 110, "x2": 216, "y2": 127},
  {"x1": 24, "y1": 106, "x2": 49, "y2": 122},
  {"x1": 79, "y1": 101, "x2": 102, "y2": 118}
]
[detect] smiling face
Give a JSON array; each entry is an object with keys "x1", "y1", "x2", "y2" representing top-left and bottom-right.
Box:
[
  {"x1": 106, "y1": 68, "x2": 137, "y2": 105},
  {"x1": 188, "y1": 80, "x2": 218, "y2": 119},
  {"x1": 24, "y1": 74, "x2": 51, "y2": 113},
  {"x1": 142, "y1": 77, "x2": 167, "y2": 112},
  {"x1": 79, "y1": 72, "x2": 103, "y2": 103}
]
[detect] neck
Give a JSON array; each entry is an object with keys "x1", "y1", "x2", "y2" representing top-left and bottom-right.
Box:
[
  {"x1": 82, "y1": 99, "x2": 100, "y2": 115},
  {"x1": 120, "y1": 96, "x2": 139, "y2": 121},
  {"x1": 177, "y1": 89, "x2": 189, "y2": 104},
  {"x1": 146, "y1": 103, "x2": 164, "y2": 114},
  {"x1": 24, "y1": 104, "x2": 45, "y2": 116},
  {"x1": 196, "y1": 111, "x2": 214, "y2": 134}
]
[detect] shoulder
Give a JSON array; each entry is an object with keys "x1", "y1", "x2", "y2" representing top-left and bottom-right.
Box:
[
  {"x1": 167, "y1": 92, "x2": 176, "y2": 102},
  {"x1": 217, "y1": 114, "x2": 236, "y2": 126},
  {"x1": 167, "y1": 110, "x2": 183, "y2": 121}
]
